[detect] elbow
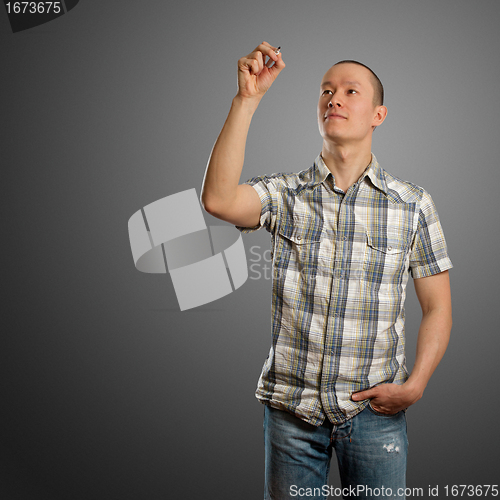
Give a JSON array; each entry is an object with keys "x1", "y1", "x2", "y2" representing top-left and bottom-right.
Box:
[
  {"x1": 200, "y1": 191, "x2": 210, "y2": 213},
  {"x1": 199, "y1": 185, "x2": 213, "y2": 212},
  {"x1": 200, "y1": 192, "x2": 227, "y2": 220},
  {"x1": 200, "y1": 184, "x2": 238, "y2": 220},
  {"x1": 200, "y1": 191, "x2": 219, "y2": 217}
]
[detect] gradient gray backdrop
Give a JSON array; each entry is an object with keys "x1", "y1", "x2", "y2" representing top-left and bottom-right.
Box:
[{"x1": 2, "y1": 1, "x2": 499, "y2": 498}]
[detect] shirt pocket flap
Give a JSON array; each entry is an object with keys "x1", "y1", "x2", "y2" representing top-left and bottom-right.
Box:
[
  {"x1": 367, "y1": 232, "x2": 409, "y2": 255},
  {"x1": 278, "y1": 224, "x2": 321, "y2": 245}
]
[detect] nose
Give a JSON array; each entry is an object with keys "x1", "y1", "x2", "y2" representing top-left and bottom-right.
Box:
[{"x1": 328, "y1": 99, "x2": 341, "y2": 108}]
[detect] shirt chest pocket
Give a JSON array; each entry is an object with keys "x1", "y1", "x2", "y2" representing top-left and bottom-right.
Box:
[
  {"x1": 364, "y1": 232, "x2": 410, "y2": 287},
  {"x1": 274, "y1": 221, "x2": 322, "y2": 275}
]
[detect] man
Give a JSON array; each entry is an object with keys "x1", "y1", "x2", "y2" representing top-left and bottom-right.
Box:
[{"x1": 201, "y1": 42, "x2": 452, "y2": 499}]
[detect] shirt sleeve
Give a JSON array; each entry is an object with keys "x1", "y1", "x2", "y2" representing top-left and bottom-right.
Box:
[
  {"x1": 409, "y1": 190, "x2": 453, "y2": 279},
  {"x1": 235, "y1": 174, "x2": 281, "y2": 234}
]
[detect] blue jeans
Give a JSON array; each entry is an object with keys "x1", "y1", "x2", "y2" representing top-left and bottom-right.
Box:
[{"x1": 263, "y1": 404, "x2": 408, "y2": 499}]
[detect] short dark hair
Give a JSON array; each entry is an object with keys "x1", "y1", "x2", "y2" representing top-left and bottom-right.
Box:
[{"x1": 333, "y1": 60, "x2": 384, "y2": 107}]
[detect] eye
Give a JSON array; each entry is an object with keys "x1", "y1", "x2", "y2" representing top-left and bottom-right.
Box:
[
  {"x1": 347, "y1": 89, "x2": 358, "y2": 94},
  {"x1": 322, "y1": 90, "x2": 333, "y2": 96}
]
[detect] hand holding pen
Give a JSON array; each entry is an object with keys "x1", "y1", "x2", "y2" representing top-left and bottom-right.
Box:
[{"x1": 236, "y1": 42, "x2": 285, "y2": 102}]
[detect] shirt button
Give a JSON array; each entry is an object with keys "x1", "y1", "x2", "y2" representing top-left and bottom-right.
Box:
[
  {"x1": 387, "y1": 246, "x2": 392, "y2": 251},
  {"x1": 343, "y1": 236, "x2": 348, "y2": 241},
  {"x1": 297, "y1": 236, "x2": 302, "y2": 241}
]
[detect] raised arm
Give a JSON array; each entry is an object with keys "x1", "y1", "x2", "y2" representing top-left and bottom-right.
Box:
[{"x1": 201, "y1": 42, "x2": 285, "y2": 227}]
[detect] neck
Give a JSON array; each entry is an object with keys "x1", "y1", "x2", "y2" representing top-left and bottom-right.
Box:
[{"x1": 321, "y1": 142, "x2": 373, "y2": 192}]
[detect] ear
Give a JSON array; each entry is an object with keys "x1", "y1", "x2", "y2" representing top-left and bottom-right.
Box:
[{"x1": 372, "y1": 105, "x2": 388, "y2": 128}]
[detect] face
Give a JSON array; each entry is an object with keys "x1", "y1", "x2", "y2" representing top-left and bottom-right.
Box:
[{"x1": 317, "y1": 63, "x2": 387, "y2": 144}]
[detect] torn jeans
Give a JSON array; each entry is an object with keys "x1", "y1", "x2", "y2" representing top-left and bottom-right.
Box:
[{"x1": 263, "y1": 404, "x2": 408, "y2": 499}]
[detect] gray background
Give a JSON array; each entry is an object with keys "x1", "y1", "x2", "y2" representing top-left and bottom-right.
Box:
[{"x1": 1, "y1": 1, "x2": 499, "y2": 498}]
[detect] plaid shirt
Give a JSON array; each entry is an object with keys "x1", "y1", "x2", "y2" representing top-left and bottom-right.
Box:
[{"x1": 237, "y1": 154, "x2": 453, "y2": 426}]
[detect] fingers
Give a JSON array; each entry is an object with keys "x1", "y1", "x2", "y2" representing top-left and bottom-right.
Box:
[
  {"x1": 370, "y1": 401, "x2": 400, "y2": 415},
  {"x1": 265, "y1": 46, "x2": 281, "y2": 68},
  {"x1": 236, "y1": 42, "x2": 285, "y2": 100},
  {"x1": 267, "y1": 51, "x2": 285, "y2": 78},
  {"x1": 258, "y1": 41, "x2": 280, "y2": 62},
  {"x1": 354, "y1": 384, "x2": 410, "y2": 414},
  {"x1": 241, "y1": 55, "x2": 263, "y2": 76},
  {"x1": 369, "y1": 401, "x2": 382, "y2": 413},
  {"x1": 351, "y1": 388, "x2": 376, "y2": 401},
  {"x1": 262, "y1": 42, "x2": 284, "y2": 72},
  {"x1": 239, "y1": 42, "x2": 283, "y2": 75}
]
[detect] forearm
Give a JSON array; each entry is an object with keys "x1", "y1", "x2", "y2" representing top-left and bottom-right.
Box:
[
  {"x1": 352, "y1": 271, "x2": 453, "y2": 414},
  {"x1": 351, "y1": 307, "x2": 452, "y2": 413},
  {"x1": 201, "y1": 95, "x2": 260, "y2": 214},
  {"x1": 404, "y1": 307, "x2": 452, "y2": 400}
]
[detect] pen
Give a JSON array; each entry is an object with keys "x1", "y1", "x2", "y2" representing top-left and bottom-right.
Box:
[{"x1": 266, "y1": 46, "x2": 281, "y2": 68}]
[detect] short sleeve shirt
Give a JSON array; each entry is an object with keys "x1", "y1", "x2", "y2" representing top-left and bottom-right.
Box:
[{"x1": 236, "y1": 154, "x2": 453, "y2": 426}]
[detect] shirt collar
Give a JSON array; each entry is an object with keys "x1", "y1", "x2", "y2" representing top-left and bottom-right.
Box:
[{"x1": 315, "y1": 153, "x2": 388, "y2": 195}]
